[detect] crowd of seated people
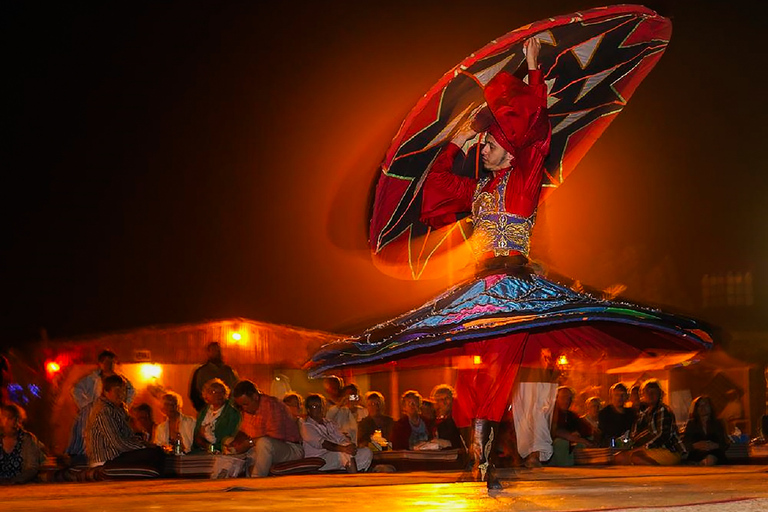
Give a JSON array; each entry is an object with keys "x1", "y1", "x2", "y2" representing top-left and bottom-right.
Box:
[{"x1": 3, "y1": 340, "x2": 759, "y2": 484}]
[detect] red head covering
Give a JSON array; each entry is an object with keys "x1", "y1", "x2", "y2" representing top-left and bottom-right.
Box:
[{"x1": 472, "y1": 71, "x2": 548, "y2": 156}]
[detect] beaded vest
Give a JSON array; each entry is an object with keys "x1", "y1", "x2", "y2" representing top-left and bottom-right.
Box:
[{"x1": 469, "y1": 172, "x2": 536, "y2": 257}]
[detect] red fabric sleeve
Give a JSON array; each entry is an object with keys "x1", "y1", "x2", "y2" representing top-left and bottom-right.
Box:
[
  {"x1": 419, "y1": 143, "x2": 477, "y2": 229},
  {"x1": 502, "y1": 68, "x2": 551, "y2": 217}
]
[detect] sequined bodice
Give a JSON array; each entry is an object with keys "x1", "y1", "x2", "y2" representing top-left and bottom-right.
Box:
[{"x1": 470, "y1": 172, "x2": 535, "y2": 257}]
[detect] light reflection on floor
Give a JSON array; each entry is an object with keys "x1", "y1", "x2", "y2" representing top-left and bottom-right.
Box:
[{"x1": 3, "y1": 467, "x2": 768, "y2": 512}]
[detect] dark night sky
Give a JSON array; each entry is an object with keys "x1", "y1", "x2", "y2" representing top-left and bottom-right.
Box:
[{"x1": 3, "y1": 1, "x2": 768, "y2": 345}]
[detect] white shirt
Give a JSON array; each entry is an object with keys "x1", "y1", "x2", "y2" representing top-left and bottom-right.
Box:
[
  {"x1": 300, "y1": 417, "x2": 350, "y2": 458},
  {"x1": 153, "y1": 413, "x2": 197, "y2": 453}
]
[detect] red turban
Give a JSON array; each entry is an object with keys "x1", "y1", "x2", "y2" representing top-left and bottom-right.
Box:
[{"x1": 471, "y1": 71, "x2": 548, "y2": 156}]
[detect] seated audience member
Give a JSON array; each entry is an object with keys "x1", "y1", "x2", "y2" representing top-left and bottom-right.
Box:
[
  {"x1": 430, "y1": 384, "x2": 464, "y2": 449},
  {"x1": 193, "y1": 378, "x2": 241, "y2": 453},
  {"x1": 326, "y1": 384, "x2": 367, "y2": 444},
  {"x1": 683, "y1": 395, "x2": 728, "y2": 466},
  {"x1": 230, "y1": 380, "x2": 304, "y2": 477},
  {"x1": 598, "y1": 383, "x2": 636, "y2": 447},
  {"x1": 549, "y1": 387, "x2": 594, "y2": 466},
  {"x1": 67, "y1": 349, "x2": 135, "y2": 462},
  {"x1": 580, "y1": 397, "x2": 601, "y2": 443},
  {"x1": 129, "y1": 403, "x2": 156, "y2": 442},
  {"x1": 153, "y1": 391, "x2": 196, "y2": 453},
  {"x1": 283, "y1": 393, "x2": 304, "y2": 421},
  {"x1": 617, "y1": 380, "x2": 685, "y2": 466},
  {"x1": 0, "y1": 404, "x2": 43, "y2": 484},
  {"x1": 358, "y1": 391, "x2": 395, "y2": 448},
  {"x1": 301, "y1": 394, "x2": 372, "y2": 473},
  {"x1": 392, "y1": 390, "x2": 432, "y2": 450},
  {"x1": 85, "y1": 375, "x2": 164, "y2": 470},
  {"x1": 420, "y1": 399, "x2": 436, "y2": 424},
  {"x1": 322, "y1": 376, "x2": 344, "y2": 406},
  {"x1": 627, "y1": 384, "x2": 645, "y2": 414}
]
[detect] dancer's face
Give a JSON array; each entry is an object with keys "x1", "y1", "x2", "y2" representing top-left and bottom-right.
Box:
[{"x1": 481, "y1": 134, "x2": 513, "y2": 171}]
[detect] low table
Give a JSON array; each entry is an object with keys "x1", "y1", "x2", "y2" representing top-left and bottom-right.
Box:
[{"x1": 372, "y1": 449, "x2": 466, "y2": 471}]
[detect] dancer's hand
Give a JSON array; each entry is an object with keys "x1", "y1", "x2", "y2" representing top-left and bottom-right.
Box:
[
  {"x1": 452, "y1": 120, "x2": 477, "y2": 147},
  {"x1": 524, "y1": 37, "x2": 541, "y2": 70}
]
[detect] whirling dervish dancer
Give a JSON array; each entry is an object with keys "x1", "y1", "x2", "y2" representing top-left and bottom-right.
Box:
[{"x1": 308, "y1": 5, "x2": 712, "y2": 490}]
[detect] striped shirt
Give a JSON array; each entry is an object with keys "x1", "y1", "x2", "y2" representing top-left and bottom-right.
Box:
[
  {"x1": 632, "y1": 402, "x2": 686, "y2": 453},
  {"x1": 85, "y1": 396, "x2": 145, "y2": 466}
]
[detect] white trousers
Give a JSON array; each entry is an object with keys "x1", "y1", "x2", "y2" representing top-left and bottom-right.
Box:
[
  {"x1": 512, "y1": 382, "x2": 557, "y2": 461},
  {"x1": 319, "y1": 447, "x2": 373, "y2": 472}
]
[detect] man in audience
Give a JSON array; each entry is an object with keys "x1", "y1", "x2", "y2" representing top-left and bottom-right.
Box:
[
  {"x1": 431, "y1": 384, "x2": 464, "y2": 449},
  {"x1": 68, "y1": 349, "x2": 135, "y2": 463},
  {"x1": 549, "y1": 386, "x2": 594, "y2": 466},
  {"x1": 189, "y1": 342, "x2": 239, "y2": 413},
  {"x1": 301, "y1": 394, "x2": 373, "y2": 473},
  {"x1": 326, "y1": 383, "x2": 367, "y2": 443},
  {"x1": 598, "y1": 383, "x2": 635, "y2": 447},
  {"x1": 85, "y1": 375, "x2": 164, "y2": 470},
  {"x1": 617, "y1": 379, "x2": 685, "y2": 466},
  {"x1": 230, "y1": 380, "x2": 304, "y2": 477}
]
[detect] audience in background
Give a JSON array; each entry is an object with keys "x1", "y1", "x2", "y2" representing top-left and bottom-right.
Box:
[
  {"x1": 322, "y1": 376, "x2": 344, "y2": 406},
  {"x1": 392, "y1": 390, "x2": 431, "y2": 450},
  {"x1": 193, "y1": 378, "x2": 240, "y2": 453},
  {"x1": 68, "y1": 350, "x2": 135, "y2": 462},
  {"x1": 326, "y1": 384, "x2": 367, "y2": 443},
  {"x1": 430, "y1": 385, "x2": 464, "y2": 449},
  {"x1": 282, "y1": 392, "x2": 304, "y2": 421},
  {"x1": 598, "y1": 383, "x2": 635, "y2": 447},
  {"x1": 627, "y1": 384, "x2": 645, "y2": 415},
  {"x1": 85, "y1": 375, "x2": 164, "y2": 471},
  {"x1": 549, "y1": 387, "x2": 594, "y2": 466},
  {"x1": 189, "y1": 342, "x2": 239, "y2": 413},
  {"x1": 617, "y1": 380, "x2": 685, "y2": 466},
  {"x1": 301, "y1": 394, "x2": 372, "y2": 473},
  {"x1": 0, "y1": 404, "x2": 42, "y2": 484},
  {"x1": 129, "y1": 403, "x2": 156, "y2": 442},
  {"x1": 231, "y1": 380, "x2": 304, "y2": 477},
  {"x1": 153, "y1": 391, "x2": 196, "y2": 453},
  {"x1": 580, "y1": 397, "x2": 601, "y2": 444},
  {"x1": 683, "y1": 395, "x2": 728, "y2": 466},
  {"x1": 357, "y1": 391, "x2": 394, "y2": 449}
]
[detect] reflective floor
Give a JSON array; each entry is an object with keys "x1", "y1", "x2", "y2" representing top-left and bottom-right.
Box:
[{"x1": 4, "y1": 466, "x2": 768, "y2": 512}]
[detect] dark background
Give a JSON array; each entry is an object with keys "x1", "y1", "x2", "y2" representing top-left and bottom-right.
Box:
[{"x1": 3, "y1": 1, "x2": 767, "y2": 346}]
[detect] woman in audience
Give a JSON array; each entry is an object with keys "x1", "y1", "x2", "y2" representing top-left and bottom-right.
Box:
[
  {"x1": 153, "y1": 391, "x2": 196, "y2": 453},
  {"x1": 391, "y1": 390, "x2": 432, "y2": 450},
  {"x1": 193, "y1": 378, "x2": 241, "y2": 452},
  {"x1": 358, "y1": 391, "x2": 395, "y2": 447},
  {"x1": 0, "y1": 404, "x2": 42, "y2": 484},
  {"x1": 683, "y1": 395, "x2": 728, "y2": 466}
]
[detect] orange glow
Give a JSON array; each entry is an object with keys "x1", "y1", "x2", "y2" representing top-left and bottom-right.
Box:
[
  {"x1": 231, "y1": 332, "x2": 242, "y2": 341},
  {"x1": 557, "y1": 354, "x2": 569, "y2": 366},
  {"x1": 45, "y1": 361, "x2": 61, "y2": 374},
  {"x1": 139, "y1": 363, "x2": 162, "y2": 381},
  {"x1": 473, "y1": 355, "x2": 482, "y2": 365}
]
